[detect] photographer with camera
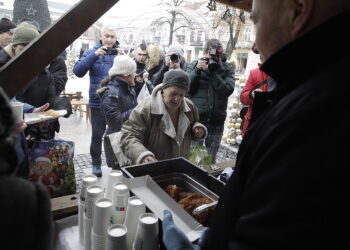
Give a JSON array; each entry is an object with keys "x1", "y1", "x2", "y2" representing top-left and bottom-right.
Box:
[
  {"x1": 73, "y1": 25, "x2": 122, "y2": 177},
  {"x1": 187, "y1": 39, "x2": 235, "y2": 163},
  {"x1": 152, "y1": 43, "x2": 187, "y2": 87}
]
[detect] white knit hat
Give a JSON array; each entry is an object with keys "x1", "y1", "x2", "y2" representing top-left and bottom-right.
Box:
[
  {"x1": 108, "y1": 55, "x2": 137, "y2": 76},
  {"x1": 167, "y1": 44, "x2": 184, "y2": 58}
]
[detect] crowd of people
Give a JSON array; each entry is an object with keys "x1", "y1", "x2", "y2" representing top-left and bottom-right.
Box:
[
  {"x1": 0, "y1": 0, "x2": 348, "y2": 248},
  {"x1": 72, "y1": 21, "x2": 235, "y2": 176}
]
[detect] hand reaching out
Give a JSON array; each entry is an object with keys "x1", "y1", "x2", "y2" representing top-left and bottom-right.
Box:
[
  {"x1": 142, "y1": 155, "x2": 158, "y2": 164},
  {"x1": 33, "y1": 103, "x2": 50, "y2": 113}
]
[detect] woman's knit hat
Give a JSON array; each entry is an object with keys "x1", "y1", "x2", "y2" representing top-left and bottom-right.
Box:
[
  {"x1": 108, "y1": 55, "x2": 136, "y2": 76},
  {"x1": 167, "y1": 44, "x2": 184, "y2": 58},
  {"x1": 162, "y1": 69, "x2": 190, "y2": 92},
  {"x1": 12, "y1": 23, "x2": 40, "y2": 46}
]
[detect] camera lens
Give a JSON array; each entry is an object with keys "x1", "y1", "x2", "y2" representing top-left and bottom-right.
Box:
[{"x1": 170, "y1": 54, "x2": 179, "y2": 63}]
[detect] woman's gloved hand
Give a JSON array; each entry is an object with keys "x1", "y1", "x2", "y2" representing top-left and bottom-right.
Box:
[{"x1": 162, "y1": 209, "x2": 208, "y2": 250}]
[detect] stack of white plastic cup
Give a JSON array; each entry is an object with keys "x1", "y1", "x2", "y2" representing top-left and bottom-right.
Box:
[
  {"x1": 112, "y1": 183, "x2": 130, "y2": 224},
  {"x1": 106, "y1": 224, "x2": 128, "y2": 250},
  {"x1": 105, "y1": 170, "x2": 124, "y2": 199},
  {"x1": 92, "y1": 198, "x2": 113, "y2": 250},
  {"x1": 79, "y1": 175, "x2": 98, "y2": 246},
  {"x1": 123, "y1": 196, "x2": 146, "y2": 250},
  {"x1": 84, "y1": 185, "x2": 104, "y2": 250},
  {"x1": 133, "y1": 213, "x2": 159, "y2": 250}
]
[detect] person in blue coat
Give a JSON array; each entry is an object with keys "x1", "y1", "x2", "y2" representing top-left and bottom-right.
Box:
[
  {"x1": 98, "y1": 55, "x2": 137, "y2": 169},
  {"x1": 73, "y1": 25, "x2": 122, "y2": 177}
]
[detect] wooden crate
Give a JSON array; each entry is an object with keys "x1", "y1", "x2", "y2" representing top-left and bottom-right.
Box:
[{"x1": 51, "y1": 193, "x2": 79, "y2": 220}]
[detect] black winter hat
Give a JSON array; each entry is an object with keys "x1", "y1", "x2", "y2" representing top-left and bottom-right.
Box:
[
  {"x1": 0, "y1": 18, "x2": 16, "y2": 33},
  {"x1": 162, "y1": 69, "x2": 190, "y2": 92}
]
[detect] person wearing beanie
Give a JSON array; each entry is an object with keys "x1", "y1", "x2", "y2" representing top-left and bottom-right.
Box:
[
  {"x1": 73, "y1": 25, "x2": 122, "y2": 176},
  {"x1": 97, "y1": 55, "x2": 137, "y2": 169},
  {"x1": 12, "y1": 22, "x2": 40, "y2": 47},
  {"x1": 152, "y1": 43, "x2": 187, "y2": 87},
  {"x1": 119, "y1": 69, "x2": 207, "y2": 166},
  {"x1": 0, "y1": 18, "x2": 16, "y2": 49}
]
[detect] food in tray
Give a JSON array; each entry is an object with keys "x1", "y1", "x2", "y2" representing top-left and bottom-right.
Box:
[
  {"x1": 164, "y1": 184, "x2": 214, "y2": 226},
  {"x1": 41, "y1": 109, "x2": 62, "y2": 117}
]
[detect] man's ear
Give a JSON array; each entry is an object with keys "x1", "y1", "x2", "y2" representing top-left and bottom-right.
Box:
[{"x1": 290, "y1": 0, "x2": 314, "y2": 37}]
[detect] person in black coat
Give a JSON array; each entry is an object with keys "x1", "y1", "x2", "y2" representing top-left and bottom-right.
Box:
[
  {"x1": 133, "y1": 43, "x2": 148, "y2": 96},
  {"x1": 98, "y1": 55, "x2": 137, "y2": 169},
  {"x1": 162, "y1": 1, "x2": 350, "y2": 249},
  {"x1": 0, "y1": 87, "x2": 54, "y2": 250}
]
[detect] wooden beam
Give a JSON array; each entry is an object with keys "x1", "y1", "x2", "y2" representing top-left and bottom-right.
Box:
[
  {"x1": 216, "y1": 0, "x2": 252, "y2": 12},
  {"x1": 0, "y1": 0, "x2": 120, "y2": 98}
]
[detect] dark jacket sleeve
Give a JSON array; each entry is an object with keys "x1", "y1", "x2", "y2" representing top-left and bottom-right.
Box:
[
  {"x1": 73, "y1": 48, "x2": 99, "y2": 77},
  {"x1": 49, "y1": 56, "x2": 68, "y2": 96},
  {"x1": 210, "y1": 64, "x2": 235, "y2": 97},
  {"x1": 0, "y1": 176, "x2": 54, "y2": 250},
  {"x1": 152, "y1": 64, "x2": 169, "y2": 87},
  {"x1": 186, "y1": 60, "x2": 201, "y2": 95}
]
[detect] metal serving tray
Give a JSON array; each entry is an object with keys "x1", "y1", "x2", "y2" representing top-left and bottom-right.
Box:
[{"x1": 153, "y1": 172, "x2": 219, "y2": 202}]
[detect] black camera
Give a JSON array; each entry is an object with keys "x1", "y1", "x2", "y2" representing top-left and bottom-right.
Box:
[
  {"x1": 103, "y1": 48, "x2": 118, "y2": 56},
  {"x1": 170, "y1": 54, "x2": 179, "y2": 63},
  {"x1": 206, "y1": 47, "x2": 220, "y2": 72}
]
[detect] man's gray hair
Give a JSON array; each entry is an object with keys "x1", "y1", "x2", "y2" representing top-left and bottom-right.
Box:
[
  {"x1": 101, "y1": 25, "x2": 117, "y2": 34},
  {"x1": 204, "y1": 39, "x2": 223, "y2": 52}
]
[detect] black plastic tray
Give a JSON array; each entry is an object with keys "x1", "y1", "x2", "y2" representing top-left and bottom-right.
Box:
[{"x1": 121, "y1": 157, "x2": 224, "y2": 196}]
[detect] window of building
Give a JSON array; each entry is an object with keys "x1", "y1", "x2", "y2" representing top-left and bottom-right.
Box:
[
  {"x1": 244, "y1": 28, "x2": 251, "y2": 41},
  {"x1": 190, "y1": 31, "x2": 195, "y2": 42},
  {"x1": 197, "y1": 31, "x2": 202, "y2": 43}
]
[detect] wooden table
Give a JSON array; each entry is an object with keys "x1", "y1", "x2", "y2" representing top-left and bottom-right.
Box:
[{"x1": 70, "y1": 99, "x2": 90, "y2": 121}]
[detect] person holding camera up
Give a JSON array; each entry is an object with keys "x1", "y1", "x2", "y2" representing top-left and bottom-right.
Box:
[
  {"x1": 152, "y1": 43, "x2": 187, "y2": 87},
  {"x1": 187, "y1": 39, "x2": 235, "y2": 163},
  {"x1": 73, "y1": 25, "x2": 122, "y2": 177}
]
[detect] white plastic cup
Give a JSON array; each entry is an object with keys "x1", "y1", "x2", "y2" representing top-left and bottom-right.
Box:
[
  {"x1": 112, "y1": 183, "x2": 130, "y2": 224},
  {"x1": 10, "y1": 102, "x2": 23, "y2": 121},
  {"x1": 80, "y1": 175, "x2": 98, "y2": 203},
  {"x1": 105, "y1": 170, "x2": 124, "y2": 199},
  {"x1": 93, "y1": 198, "x2": 113, "y2": 237},
  {"x1": 85, "y1": 185, "x2": 104, "y2": 219},
  {"x1": 78, "y1": 199, "x2": 85, "y2": 246},
  {"x1": 91, "y1": 229, "x2": 106, "y2": 250},
  {"x1": 84, "y1": 214, "x2": 93, "y2": 250},
  {"x1": 106, "y1": 224, "x2": 128, "y2": 250},
  {"x1": 123, "y1": 196, "x2": 146, "y2": 250},
  {"x1": 133, "y1": 213, "x2": 159, "y2": 250}
]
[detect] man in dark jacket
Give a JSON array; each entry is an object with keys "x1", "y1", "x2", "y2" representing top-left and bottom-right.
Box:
[
  {"x1": 186, "y1": 39, "x2": 235, "y2": 163},
  {"x1": 162, "y1": 0, "x2": 349, "y2": 249},
  {"x1": 0, "y1": 18, "x2": 16, "y2": 49},
  {"x1": 0, "y1": 23, "x2": 57, "y2": 141},
  {"x1": 133, "y1": 43, "x2": 148, "y2": 96},
  {"x1": 98, "y1": 55, "x2": 137, "y2": 169},
  {"x1": 73, "y1": 25, "x2": 121, "y2": 177}
]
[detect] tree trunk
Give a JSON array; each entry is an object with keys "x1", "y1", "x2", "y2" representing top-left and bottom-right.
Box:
[
  {"x1": 13, "y1": 0, "x2": 51, "y2": 31},
  {"x1": 168, "y1": 11, "x2": 176, "y2": 46},
  {"x1": 225, "y1": 15, "x2": 243, "y2": 60}
]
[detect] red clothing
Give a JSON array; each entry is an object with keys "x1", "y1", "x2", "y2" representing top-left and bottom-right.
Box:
[{"x1": 240, "y1": 65, "x2": 269, "y2": 136}]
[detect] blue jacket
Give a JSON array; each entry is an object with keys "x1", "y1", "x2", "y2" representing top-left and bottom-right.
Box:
[
  {"x1": 99, "y1": 77, "x2": 137, "y2": 135},
  {"x1": 73, "y1": 42, "x2": 116, "y2": 108}
]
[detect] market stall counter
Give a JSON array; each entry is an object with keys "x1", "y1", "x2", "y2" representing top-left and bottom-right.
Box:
[{"x1": 54, "y1": 158, "x2": 225, "y2": 250}]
